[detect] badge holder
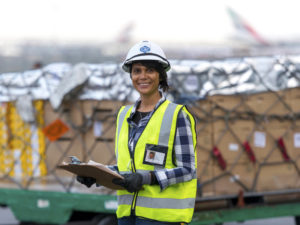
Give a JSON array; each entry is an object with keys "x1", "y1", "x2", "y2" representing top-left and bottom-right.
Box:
[{"x1": 143, "y1": 144, "x2": 168, "y2": 167}]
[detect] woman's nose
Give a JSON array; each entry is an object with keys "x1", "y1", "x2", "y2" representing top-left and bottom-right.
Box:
[{"x1": 139, "y1": 70, "x2": 147, "y2": 78}]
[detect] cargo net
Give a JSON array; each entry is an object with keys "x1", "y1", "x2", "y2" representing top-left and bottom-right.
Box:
[{"x1": 0, "y1": 56, "x2": 299, "y2": 197}]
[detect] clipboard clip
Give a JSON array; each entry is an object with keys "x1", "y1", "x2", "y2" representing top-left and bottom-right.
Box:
[{"x1": 68, "y1": 156, "x2": 82, "y2": 164}]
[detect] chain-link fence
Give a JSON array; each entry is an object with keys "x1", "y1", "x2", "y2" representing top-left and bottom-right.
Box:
[{"x1": 0, "y1": 56, "x2": 300, "y2": 198}]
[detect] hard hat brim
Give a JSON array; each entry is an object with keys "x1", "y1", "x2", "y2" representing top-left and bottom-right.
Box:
[{"x1": 122, "y1": 55, "x2": 170, "y2": 72}]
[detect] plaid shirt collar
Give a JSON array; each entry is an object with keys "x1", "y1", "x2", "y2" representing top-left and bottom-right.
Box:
[
  {"x1": 128, "y1": 92, "x2": 166, "y2": 123},
  {"x1": 127, "y1": 92, "x2": 166, "y2": 153}
]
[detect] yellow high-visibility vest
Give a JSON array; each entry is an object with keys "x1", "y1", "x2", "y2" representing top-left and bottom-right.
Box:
[{"x1": 115, "y1": 100, "x2": 197, "y2": 223}]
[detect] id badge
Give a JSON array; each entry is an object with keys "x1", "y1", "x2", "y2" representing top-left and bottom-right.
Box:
[{"x1": 143, "y1": 144, "x2": 168, "y2": 167}]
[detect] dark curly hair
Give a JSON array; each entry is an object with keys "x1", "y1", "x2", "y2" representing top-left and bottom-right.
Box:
[{"x1": 129, "y1": 60, "x2": 169, "y2": 92}]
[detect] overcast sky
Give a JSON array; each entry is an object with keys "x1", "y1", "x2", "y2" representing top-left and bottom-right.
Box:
[{"x1": 0, "y1": 0, "x2": 300, "y2": 45}]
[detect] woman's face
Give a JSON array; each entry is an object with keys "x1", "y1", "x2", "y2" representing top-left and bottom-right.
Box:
[{"x1": 131, "y1": 62, "x2": 160, "y2": 97}]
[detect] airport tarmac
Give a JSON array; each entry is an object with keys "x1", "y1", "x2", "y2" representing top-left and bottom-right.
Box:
[{"x1": 0, "y1": 207, "x2": 296, "y2": 225}]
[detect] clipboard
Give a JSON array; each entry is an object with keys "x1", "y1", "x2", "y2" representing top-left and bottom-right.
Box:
[{"x1": 57, "y1": 160, "x2": 124, "y2": 190}]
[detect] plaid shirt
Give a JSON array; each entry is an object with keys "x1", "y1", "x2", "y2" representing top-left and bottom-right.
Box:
[{"x1": 110, "y1": 95, "x2": 196, "y2": 191}]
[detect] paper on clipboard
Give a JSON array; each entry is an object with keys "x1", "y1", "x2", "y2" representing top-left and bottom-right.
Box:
[{"x1": 57, "y1": 160, "x2": 124, "y2": 190}]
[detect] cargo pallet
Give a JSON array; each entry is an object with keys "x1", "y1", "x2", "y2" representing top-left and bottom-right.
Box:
[
  {"x1": 1, "y1": 188, "x2": 300, "y2": 225},
  {"x1": 192, "y1": 189, "x2": 300, "y2": 225},
  {"x1": 1, "y1": 58, "x2": 300, "y2": 225},
  {"x1": 0, "y1": 188, "x2": 117, "y2": 225}
]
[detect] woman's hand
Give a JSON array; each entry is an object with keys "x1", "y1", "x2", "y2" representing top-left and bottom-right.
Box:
[
  {"x1": 76, "y1": 176, "x2": 96, "y2": 188},
  {"x1": 113, "y1": 173, "x2": 143, "y2": 193}
]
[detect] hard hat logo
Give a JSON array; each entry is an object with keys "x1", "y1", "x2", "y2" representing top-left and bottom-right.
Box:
[{"x1": 140, "y1": 46, "x2": 151, "y2": 53}]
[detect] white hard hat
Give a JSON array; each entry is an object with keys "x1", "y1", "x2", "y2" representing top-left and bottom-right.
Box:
[{"x1": 122, "y1": 40, "x2": 170, "y2": 72}]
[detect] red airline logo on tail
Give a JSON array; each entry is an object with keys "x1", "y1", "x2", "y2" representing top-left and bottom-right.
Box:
[{"x1": 227, "y1": 7, "x2": 270, "y2": 46}]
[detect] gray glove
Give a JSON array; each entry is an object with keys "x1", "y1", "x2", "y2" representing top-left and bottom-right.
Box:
[
  {"x1": 112, "y1": 172, "x2": 153, "y2": 193},
  {"x1": 113, "y1": 173, "x2": 143, "y2": 193},
  {"x1": 76, "y1": 176, "x2": 96, "y2": 188}
]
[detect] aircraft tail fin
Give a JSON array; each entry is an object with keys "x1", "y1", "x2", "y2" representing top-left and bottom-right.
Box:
[
  {"x1": 227, "y1": 7, "x2": 269, "y2": 46},
  {"x1": 117, "y1": 22, "x2": 135, "y2": 44}
]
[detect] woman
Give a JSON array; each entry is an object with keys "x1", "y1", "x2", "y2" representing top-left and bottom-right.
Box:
[{"x1": 78, "y1": 41, "x2": 197, "y2": 225}]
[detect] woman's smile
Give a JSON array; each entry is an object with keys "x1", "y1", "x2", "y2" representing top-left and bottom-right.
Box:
[{"x1": 131, "y1": 63, "x2": 160, "y2": 97}]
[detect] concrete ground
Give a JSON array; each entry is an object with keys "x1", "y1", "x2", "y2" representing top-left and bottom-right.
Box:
[{"x1": 0, "y1": 207, "x2": 296, "y2": 225}]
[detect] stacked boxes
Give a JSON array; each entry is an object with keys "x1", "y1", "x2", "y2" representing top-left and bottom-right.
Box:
[
  {"x1": 44, "y1": 100, "x2": 127, "y2": 181},
  {"x1": 194, "y1": 88, "x2": 300, "y2": 196},
  {"x1": 1, "y1": 87, "x2": 299, "y2": 195}
]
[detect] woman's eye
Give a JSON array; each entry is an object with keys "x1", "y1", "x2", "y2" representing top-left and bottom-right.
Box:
[
  {"x1": 132, "y1": 69, "x2": 141, "y2": 74},
  {"x1": 147, "y1": 68, "x2": 154, "y2": 73}
]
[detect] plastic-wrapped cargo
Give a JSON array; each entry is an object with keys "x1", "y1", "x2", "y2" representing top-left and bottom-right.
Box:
[{"x1": 0, "y1": 56, "x2": 300, "y2": 224}]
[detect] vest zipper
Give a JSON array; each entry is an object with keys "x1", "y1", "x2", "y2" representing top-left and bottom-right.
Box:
[
  {"x1": 131, "y1": 191, "x2": 138, "y2": 216},
  {"x1": 128, "y1": 125, "x2": 138, "y2": 216},
  {"x1": 129, "y1": 154, "x2": 138, "y2": 216},
  {"x1": 127, "y1": 100, "x2": 167, "y2": 216}
]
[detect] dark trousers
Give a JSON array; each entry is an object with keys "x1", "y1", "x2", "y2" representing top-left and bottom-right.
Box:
[{"x1": 118, "y1": 216, "x2": 187, "y2": 225}]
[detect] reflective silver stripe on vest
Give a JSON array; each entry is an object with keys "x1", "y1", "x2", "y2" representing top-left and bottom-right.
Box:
[
  {"x1": 158, "y1": 102, "x2": 179, "y2": 146},
  {"x1": 118, "y1": 195, "x2": 195, "y2": 209},
  {"x1": 118, "y1": 194, "x2": 134, "y2": 205},
  {"x1": 116, "y1": 105, "x2": 132, "y2": 160}
]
